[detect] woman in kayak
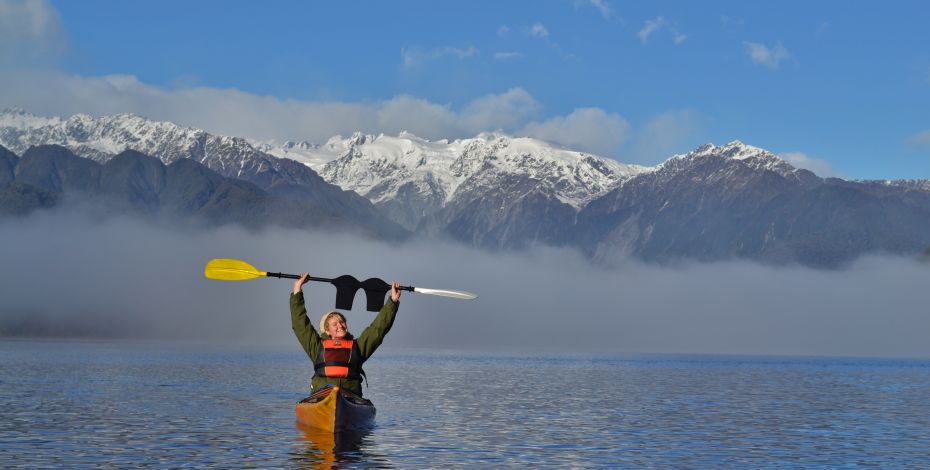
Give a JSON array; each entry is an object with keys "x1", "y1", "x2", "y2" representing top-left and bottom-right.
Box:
[{"x1": 290, "y1": 272, "x2": 401, "y2": 397}]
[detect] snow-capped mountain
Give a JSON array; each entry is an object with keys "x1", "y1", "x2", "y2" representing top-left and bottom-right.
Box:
[
  {"x1": 3, "y1": 108, "x2": 930, "y2": 267},
  {"x1": 0, "y1": 107, "x2": 303, "y2": 183},
  {"x1": 0, "y1": 107, "x2": 370, "y2": 201},
  {"x1": 0, "y1": 108, "x2": 651, "y2": 231},
  {"x1": 315, "y1": 131, "x2": 649, "y2": 229},
  {"x1": 251, "y1": 137, "x2": 345, "y2": 169},
  {"x1": 669, "y1": 141, "x2": 809, "y2": 180},
  {"x1": 573, "y1": 141, "x2": 930, "y2": 266},
  {"x1": 0, "y1": 108, "x2": 406, "y2": 235},
  {"x1": 319, "y1": 131, "x2": 646, "y2": 207}
]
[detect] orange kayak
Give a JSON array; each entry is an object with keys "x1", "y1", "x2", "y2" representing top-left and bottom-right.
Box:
[{"x1": 295, "y1": 386, "x2": 376, "y2": 433}]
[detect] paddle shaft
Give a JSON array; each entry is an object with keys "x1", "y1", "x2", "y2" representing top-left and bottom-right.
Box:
[{"x1": 266, "y1": 271, "x2": 416, "y2": 292}]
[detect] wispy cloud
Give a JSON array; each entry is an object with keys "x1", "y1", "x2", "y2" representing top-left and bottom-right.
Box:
[
  {"x1": 779, "y1": 151, "x2": 837, "y2": 177},
  {"x1": 816, "y1": 21, "x2": 831, "y2": 35},
  {"x1": 0, "y1": 63, "x2": 645, "y2": 157},
  {"x1": 529, "y1": 22, "x2": 549, "y2": 39},
  {"x1": 744, "y1": 41, "x2": 790, "y2": 69},
  {"x1": 907, "y1": 129, "x2": 930, "y2": 149},
  {"x1": 497, "y1": 25, "x2": 510, "y2": 37},
  {"x1": 401, "y1": 45, "x2": 478, "y2": 68},
  {"x1": 631, "y1": 110, "x2": 701, "y2": 165},
  {"x1": 719, "y1": 15, "x2": 744, "y2": 28},
  {"x1": 0, "y1": 69, "x2": 547, "y2": 147},
  {"x1": 493, "y1": 51, "x2": 523, "y2": 62},
  {"x1": 638, "y1": 17, "x2": 686, "y2": 46},
  {"x1": 520, "y1": 107, "x2": 630, "y2": 156},
  {"x1": 575, "y1": 0, "x2": 612, "y2": 19},
  {"x1": 638, "y1": 16, "x2": 666, "y2": 44},
  {"x1": 0, "y1": 0, "x2": 66, "y2": 65}
]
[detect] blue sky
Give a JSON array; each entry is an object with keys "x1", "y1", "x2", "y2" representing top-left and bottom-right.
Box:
[{"x1": 2, "y1": 0, "x2": 929, "y2": 179}]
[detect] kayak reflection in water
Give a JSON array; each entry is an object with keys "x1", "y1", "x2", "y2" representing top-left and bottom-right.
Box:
[{"x1": 290, "y1": 272, "x2": 401, "y2": 397}]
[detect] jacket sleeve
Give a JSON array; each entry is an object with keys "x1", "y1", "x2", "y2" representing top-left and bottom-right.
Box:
[
  {"x1": 356, "y1": 297, "x2": 399, "y2": 362},
  {"x1": 290, "y1": 292, "x2": 321, "y2": 363}
]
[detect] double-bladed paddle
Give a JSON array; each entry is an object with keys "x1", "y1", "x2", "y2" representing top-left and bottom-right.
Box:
[{"x1": 204, "y1": 258, "x2": 478, "y2": 300}]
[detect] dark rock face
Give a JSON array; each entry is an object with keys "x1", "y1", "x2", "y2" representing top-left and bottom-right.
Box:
[
  {"x1": 100, "y1": 150, "x2": 168, "y2": 212},
  {"x1": 0, "y1": 146, "x2": 17, "y2": 186},
  {"x1": 16, "y1": 145, "x2": 101, "y2": 193},
  {"x1": 0, "y1": 182, "x2": 58, "y2": 216},
  {"x1": 423, "y1": 171, "x2": 577, "y2": 250},
  {"x1": 3, "y1": 141, "x2": 929, "y2": 268},
  {"x1": 572, "y1": 153, "x2": 930, "y2": 267},
  {"x1": 0, "y1": 144, "x2": 407, "y2": 238}
]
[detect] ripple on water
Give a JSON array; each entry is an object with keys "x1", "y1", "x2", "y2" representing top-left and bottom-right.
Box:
[{"x1": 1, "y1": 342, "x2": 929, "y2": 467}]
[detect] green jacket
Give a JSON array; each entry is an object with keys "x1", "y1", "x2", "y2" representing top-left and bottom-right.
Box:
[{"x1": 290, "y1": 291, "x2": 399, "y2": 396}]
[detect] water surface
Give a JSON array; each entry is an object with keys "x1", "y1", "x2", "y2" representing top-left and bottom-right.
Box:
[{"x1": 1, "y1": 339, "x2": 928, "y2": 467}]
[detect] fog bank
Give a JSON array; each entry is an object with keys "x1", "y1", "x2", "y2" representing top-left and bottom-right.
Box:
[{"x1": 1, "y1": 210, "x2": 928, "y2": 358}]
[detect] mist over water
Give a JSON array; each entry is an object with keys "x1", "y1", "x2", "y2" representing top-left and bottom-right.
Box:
[{"x1": 1, "y1": 208, "x2": 928, "y2": 358}]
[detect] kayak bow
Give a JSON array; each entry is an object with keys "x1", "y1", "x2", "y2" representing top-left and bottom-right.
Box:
[{"x1": 295, "y1": 386, "x2": 376, "y2": 433}]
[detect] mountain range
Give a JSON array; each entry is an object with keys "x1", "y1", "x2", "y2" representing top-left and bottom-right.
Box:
[{"x1": 2, "y1": 108, "x2": 929, "y2": 268}]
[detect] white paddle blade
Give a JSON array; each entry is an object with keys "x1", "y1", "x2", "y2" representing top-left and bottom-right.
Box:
[{"x1": 413, "y1": 287, "x2": 478, "y2": 300}]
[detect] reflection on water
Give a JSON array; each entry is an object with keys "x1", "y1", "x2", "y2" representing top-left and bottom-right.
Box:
[
  {"x1": 294, "y1": 426, "x2": 372, "y2": 469},
  {"x1": 1, "y1": 340, "x2": 930, "y2": 467}
]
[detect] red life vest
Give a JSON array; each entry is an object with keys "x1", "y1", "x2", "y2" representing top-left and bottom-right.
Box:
[{"x1": 313, "y1": 338, "x2": 363, "y2": 380}]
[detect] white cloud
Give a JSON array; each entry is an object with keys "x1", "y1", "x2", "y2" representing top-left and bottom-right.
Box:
[
  {"x1": 816, "y1": 22, "x2": 831, "y2": 35},
  {"x1": 493, "y1": 51, "x2": 523, "y2": 61},
  {"x1": 637, "y1": 17, "x2": 685, "y2": 46},
  {"x1": 372, "y1": 88, "x2": 540, "y2": 140},
  {"x1": 373, "y1": 95, "x2": 461, "y2": 138},
  {"x1": 0, "y1": 0, "x2": 65, "y2": 65},
  {"x1": 497, "y1": 25, "x2": 510, "y2": 37},
  {"x1": 576, "y1": 0, "x2": 612, "y2": 19},
  {"x1": 638, "y1": 16, "x2": 666, "y2": 44},
  {"x1": 460, "y1": 88, "x2": 540, "y2": 132},
  {"x1": 907, "y1": 129, "x2": 930, "y2": 149},
  {"x1": 0, "y1": 67, "x2": 671, "y2": 160},
  {"x1": 529, "y1": 22, "x2": 549, "y2": 39},
  {"x1": 401, "y1": 45, "x2": 478, "y2": 68},
  {"x1": 0, "y1": 69, "x2": 551, "y2": 144},
  {"x1": 631, "y1": 110, "x2": 701, "y2": 165},
  {"x1": 0, "y1": 66, "x2": 639, "y2": 158},
  {"x1": 744, "y1": 41, "x2": 790, "y2": 69},
  {"x1": 719, "y1": 15, "x2": 744, "y2": 28},
  {"x1": 779, "y1": 151, "x2": 837, "y2": 177},
  {"x1": 520, "y1": 107, "x2": 630, "y2": 156}
]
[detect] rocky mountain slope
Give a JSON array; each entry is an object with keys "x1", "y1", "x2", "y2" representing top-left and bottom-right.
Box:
[
  {"x1": 3, "y1": 109, "x2": 929, "y2": 267},
  {"x1": 0, "y1": 108, "x2": 405, "y2": 237},
  {"x1": 0, "y1": 144, "x2": 401, "y2": 238}
]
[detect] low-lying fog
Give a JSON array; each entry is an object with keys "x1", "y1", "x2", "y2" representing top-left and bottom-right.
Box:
[{"x1": 2, "y1": 208, "x2": 928, "y2": 358}]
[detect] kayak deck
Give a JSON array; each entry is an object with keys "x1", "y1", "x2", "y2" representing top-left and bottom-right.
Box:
[{"x1": 295, "y1": 386, "x2": 376, "y2": 433}]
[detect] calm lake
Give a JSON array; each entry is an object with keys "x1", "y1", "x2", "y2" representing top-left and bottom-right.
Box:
[{"x1": 1, "y1": 339, "x2": 928, "y2": 468}]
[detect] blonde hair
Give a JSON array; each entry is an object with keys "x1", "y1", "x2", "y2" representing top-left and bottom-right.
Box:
[{"x1": 319, "y1": 310, "x2": 347, "y2": 336}]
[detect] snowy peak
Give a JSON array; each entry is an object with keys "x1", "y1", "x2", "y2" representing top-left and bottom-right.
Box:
[
  {"x1": 691, "y1": 140, "x2": 766, "y2": 160},
  {"x1": 0, "y1": 109, "x2": 301, "y2": 183},
  {"x1": 319, "y1": 130, "x2": 649, "y2": 209},
  {"x1": 0, "y1": 108, "x2": 209, "y2": 163},
  {"x1": 0, "y1": 108, "x2": 63, "y2": 130},
  {"x1": 665, "y1": 140, "x2": 804, "y2": 179}
]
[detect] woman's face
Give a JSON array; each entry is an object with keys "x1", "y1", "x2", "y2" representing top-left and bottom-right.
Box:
[{"x1": 326, "y1": 316, "x2": 348, "y2": 340}]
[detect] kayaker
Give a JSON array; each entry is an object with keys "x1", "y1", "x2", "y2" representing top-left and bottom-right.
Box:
[{"x1": 290, "y1": 272, "x2": 401, "y2": 397}]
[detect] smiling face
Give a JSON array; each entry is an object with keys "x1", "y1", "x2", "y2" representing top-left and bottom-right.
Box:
[{"x1": 325, "y1": 315, "x2": 348, "y2": 340}]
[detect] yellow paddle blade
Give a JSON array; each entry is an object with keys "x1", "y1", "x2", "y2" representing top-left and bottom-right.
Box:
[{"x1": 204, "y1": 258, "x2": 267, "y2": 281}]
